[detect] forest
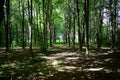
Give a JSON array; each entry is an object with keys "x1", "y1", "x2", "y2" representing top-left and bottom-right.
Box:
[{"x1": 0, "y1": 0, "x2": 120, "y2": 79}]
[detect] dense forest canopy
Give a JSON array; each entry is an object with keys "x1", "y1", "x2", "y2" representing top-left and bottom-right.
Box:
[{"x1": 0, "y1": 0, "x2": 120, "y2": 52}]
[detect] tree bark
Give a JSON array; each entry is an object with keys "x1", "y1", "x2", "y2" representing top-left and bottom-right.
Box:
[
  {"x1": 6, "y1": 0, "x2": 10, "y2": 52},
  {"x1": 85, "y1": 0, "x2": 89, "y2": 54},
  {"x1": 73, "y1": 11, "x2": 76, "y2": 47},
  {"x1": 76, "y1": 0, "x2": 82, "y2": 50},
  {"x1": 110, "y1": 0, "x2": 117, "y2": 51},
  {"x1": 22, "y1": 1, "x2": 25, "y2": 49},
  {"x1": 42, "y1": 0, "x2": 48, "y2": 51},
  {"x1": 29, "y1": 0, "x2": 33, "y2": 52},
  {"x1": 0, "y1": 0, "x2": 4, "y2": 24},
  {"x1": 97, "y1": 2, "x2": 103, "y2": 49}
]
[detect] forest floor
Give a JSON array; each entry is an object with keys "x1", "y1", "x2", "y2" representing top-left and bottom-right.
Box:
[{"x1": 0, "y1": 45, "x2": 120, "y2": 80}]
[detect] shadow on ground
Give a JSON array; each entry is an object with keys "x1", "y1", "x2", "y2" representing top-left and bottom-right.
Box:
[
  {"x1": 0, "y1": 45, "x2": 120, "y2": 80},
  {"x1": 44, "y1": 47, "x2": 120, "y2": 80}
]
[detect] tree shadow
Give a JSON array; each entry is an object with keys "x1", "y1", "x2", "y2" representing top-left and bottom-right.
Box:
[
  {"x1": 45, "y1": 49, "x2": 120, "y2": 80},
  {"x1": 0, "y1": 46, "x2": 120, "y2": 80}
]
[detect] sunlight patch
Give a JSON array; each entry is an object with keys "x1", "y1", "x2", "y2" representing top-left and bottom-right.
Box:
[
  {"x1": 44, "y1": 52, "x2": 78, "y2": 61},
  {"x1": 65, "y1": 57, "x2": 79, "y2": 60},
  {"x1": 63, "y1": 66, "x2": 78, "y2": 69},
  {"x1": 104, "y1": 58, "x2": 112, "y2": 62},
  {"x1": 54, "y1": 52, "x2": 77, "y2": 57},
  {"x1": 84, "y1": 68, "x2": 103, "y2": 72},
  {"x1": 52, "y1": 60, "x2": 58, "y2": 66},
  {"x1": 57, "y1": 66, "x2": 82, "y2": 72},
  {"x1": 103, "y1": 53, "x2": 109, "y2": 55},
  {"x1": 44, "y1": 56, "x2": 58, "y2": 60},
  {"x1": 1, "y1": 63, "x2": 17, "y2": 68}
]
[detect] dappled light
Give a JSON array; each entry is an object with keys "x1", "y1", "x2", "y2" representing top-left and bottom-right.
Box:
[
  {"x1": 0, "y1": 45, "x2": 120, "y2": 79},
  {"x1": 58, "y1": 66, "x2": 82, "y2": 72},
  {"x1": 0, "y1": 0, "x2": 120, "y2": 79},
  {"x1": 84, "y1": 68, "x2": 104, "y2": 72}
]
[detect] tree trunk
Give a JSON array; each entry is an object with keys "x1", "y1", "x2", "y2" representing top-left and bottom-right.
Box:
[
  {"x1": 110, "y1": 0, "x2": 117, "y2": 51},
  {"x1": 68, "y1": 15, "x2": 71, "y2": 47},
  {"x1": 42, "y1": 0, "x2": 48, "y2": 51},
  {"x1": 53, "y1": 26, "x2": 56, "y2": 43},
  {"x1": 49, "y1": 0, "x2": 53, "y2": 47},
  {"x1": 76, "y1": 0, "x2": 82, "y2": 50},
  {"x1": 85, "y1": 0, "x2": 89, "y2": 55},
  {"x1": 97, "y1": 2, "x2": 103, "y2": 49},
  {"x1": 22, "y1": 1, "x2": 25, "y2": 49},
  {"x1": 6, "y1": 0, "x2": 10, "y2": 52},
  {"x1": 16, "y1": 24, "x2": 18, "y2": 45},
  {"x1": 0, "y1": 0, "x2": 4, "y2": 24},
  {"x1": 29, "y1": 0, "x2": 33, "y2": 52},
  {"x1": 73, "y1": 11, "x2": 76, "y2": 47}
]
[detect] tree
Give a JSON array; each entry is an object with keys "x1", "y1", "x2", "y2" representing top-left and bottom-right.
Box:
[
  {"x1": 72, "y1": 7, "x2": 76, "y2": 47},
  {"x1": 109, "y1": 0, "x2": 117, "y2": 51},
  {"x1": 30, "y1": 0, "x2": 33, "y2": 52},
  {"x1": 5, "y1": 0, "x2": 10, "y2": 52},
  {"x1": 0, "y1": 0, "x2": 120, "y2": 53},
  {"x1": 84, "y1": 0, "x2": 89, "y2": 55},
  {"x1": 76, "y1": 0, "x2": 82, "y2": 50},
  {"x1": 68, "y1": 0, "x2": 71, "y2": 47},
  {"x1": 0, "y1": 0, "x2": 4, "y2": 24},
  {"x1": 97, "y1": 0, "x2": 103, "y2": 49},
  {"x1": 42, "y1": 0, "x2": 48, "y2": 51},
  {"x1": 22, "y1": 1, "x2": 25, "y2": 49}
]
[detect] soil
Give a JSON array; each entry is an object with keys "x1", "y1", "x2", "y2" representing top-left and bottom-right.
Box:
[{"x1": 0, "y1": 45, "x2": 120, "y2": 80}]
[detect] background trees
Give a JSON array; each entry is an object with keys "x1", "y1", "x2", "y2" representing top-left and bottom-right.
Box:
[{"x1": 0, "y1": 0, "x2": 120, "y2": 52}]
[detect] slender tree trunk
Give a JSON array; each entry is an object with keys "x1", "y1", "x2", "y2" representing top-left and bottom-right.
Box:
[
  {"x1": 110, "y1": 0, "x2": 117, "y2": 51},
  {"x1": 114, "y1": 0, "x2": 117, "y2": 47},
  {"x1": 77, "y1": 0, "x2": 82, "y2": 50},
  {"x1": 42, "y1": 0, "x2": 45, "y2": 51},
  {"x1": 42, "y1": 0, "x2": 48, "y2": 51},
  {"x1": 53, "y1": 26, "x2": 56, "y2": 43},
  {"x1": 85, "y1": 0, "x2": 89, "y2": 55},
  {"x1": 6, "y1": 0, "x2": 10, "y2": 52},
  {"x1": 49, "y1": 25, "x2": 53, "y2": 47},
  {"x1": 65, "y1": 17, "x2": 69, "y2": 46},
  {"x1": 0, "y1": 0, "x2": 4, "y2": 24},
  {"x1": 29, "y1": 0, "x2": 33, "y2": 52},
  {"x1": 37, "y1": 1, "x2": 43, "y2": 49},
  {"x1": 73, "y1": 11, "x2": 76, "y2": 47},
  {"x1": 16, "y1": 24, "x2": 18, "y2": 45},
  {"x1": 68, "y1": 15, "x2": 71, "y2": 47},
  {"x1": 33, "y1": 11, "x2": 37, "y2": 46},
  {"x1": 49, "y1": 0, "x2": 53, "y2": 47},
  {"x1": 97, "y1": 2, "x2": 103, "y2": 49},
  {"x1": 22, "y1": 1, "x2": 25, "y2": 49},
  {"x1": 27, "y1": 0, "x2": 30, "y2": 45},
  {"x1": 82, "y1": 20, "x2": 85, "y2": 48},
  {"x1": 45, "y1": 1, "x2": 49, "y2": 49}
]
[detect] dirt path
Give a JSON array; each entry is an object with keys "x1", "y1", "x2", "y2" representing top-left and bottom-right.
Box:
[
  {"x1": 0, "y1": 45, "x2": 120, "y2": 80},
  {"x1": 42, "y1": 45, "x2": 120, "y2": 80}
]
